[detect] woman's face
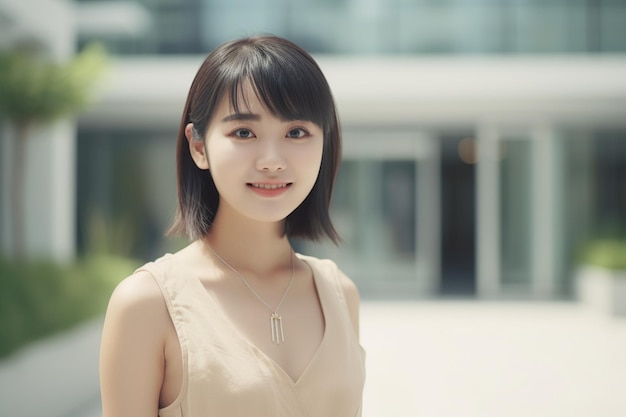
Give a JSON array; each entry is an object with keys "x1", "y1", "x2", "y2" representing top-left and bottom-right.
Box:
[{"x1": 202, "y1": 84, "x2": 324, "y2": 224}]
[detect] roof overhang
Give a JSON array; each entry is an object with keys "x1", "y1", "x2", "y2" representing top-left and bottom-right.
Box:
[{"x1": 80, "y1": 55, "x2": 626, "y2": 130}]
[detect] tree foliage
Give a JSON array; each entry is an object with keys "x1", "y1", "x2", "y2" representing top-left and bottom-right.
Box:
[{"x1": 0, "y1": 43, "x2": 107, "y2": 124}]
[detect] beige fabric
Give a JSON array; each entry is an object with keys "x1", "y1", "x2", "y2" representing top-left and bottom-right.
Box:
[{"x1": 138, "y1": 253, "x2": 366, "y2": 417}]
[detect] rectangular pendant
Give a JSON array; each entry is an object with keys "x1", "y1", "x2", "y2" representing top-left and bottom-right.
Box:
[{"x1": 270, "y1": 312, "x2": 284, "y2": 345}]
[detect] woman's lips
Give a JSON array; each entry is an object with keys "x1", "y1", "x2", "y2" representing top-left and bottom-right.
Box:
[{"x1": 247, "y1": 182, "x2": 292, "y2": 196}]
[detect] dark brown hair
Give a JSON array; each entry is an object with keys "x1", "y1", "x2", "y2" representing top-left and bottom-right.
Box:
[{"x1": 167, "y1": 35, "x2": 341, "y2": 243}]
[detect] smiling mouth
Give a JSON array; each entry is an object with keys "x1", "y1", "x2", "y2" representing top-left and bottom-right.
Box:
[{"x1": 248, "y1": 183, "x2": 291, "y2": 190}]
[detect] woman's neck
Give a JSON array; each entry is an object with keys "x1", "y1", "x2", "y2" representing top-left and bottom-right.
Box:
[{"x1": 201, "y1": 209, "x2": 293, "y2": 275}]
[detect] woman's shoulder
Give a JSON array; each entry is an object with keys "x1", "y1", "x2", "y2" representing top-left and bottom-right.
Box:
[
  {"x1": 106, "y1": 245, "x2": 192, "y2": 315},
  {"x1": 106, "y1": 268, "x2": 167, "y2": 320}
]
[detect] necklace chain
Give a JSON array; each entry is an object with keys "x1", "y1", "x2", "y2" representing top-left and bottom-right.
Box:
[{"x1": 206, "y1": 244, "x2": 295, "y2": 344}]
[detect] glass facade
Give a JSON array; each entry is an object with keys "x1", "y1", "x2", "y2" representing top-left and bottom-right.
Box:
[{"x1": 76, "y1": 0, "x2": 626, "y2": 55}]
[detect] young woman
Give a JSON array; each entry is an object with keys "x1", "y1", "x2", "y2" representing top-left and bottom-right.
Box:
[{"x1": 99, "y1": 35, "x2": 365, "y2": 417}]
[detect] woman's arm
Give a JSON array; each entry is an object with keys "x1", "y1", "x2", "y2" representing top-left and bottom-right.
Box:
[{"x1": 99, "y1": 271, "x2": 169, "y2": 417}]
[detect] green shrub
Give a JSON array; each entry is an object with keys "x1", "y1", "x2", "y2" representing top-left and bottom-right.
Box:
[
  {"x1": 0, "y1": 255, "x2": 138, "y2": 359},
  {"x1": 578, "y1": 239, "x2": 626, "y2": 270}
]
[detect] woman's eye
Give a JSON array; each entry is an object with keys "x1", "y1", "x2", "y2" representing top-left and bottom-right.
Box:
[
  {"x1": 233, "y1": 128, "x2": 255, "y2": 139},
  {"x1": 287, "y1": 128, "x2": 308, "y2": 139}
]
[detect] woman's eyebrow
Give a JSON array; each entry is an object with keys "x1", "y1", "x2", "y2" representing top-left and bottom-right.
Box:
[{"x1": 221, "y1": 113, "x2": 261, "y2": 122}]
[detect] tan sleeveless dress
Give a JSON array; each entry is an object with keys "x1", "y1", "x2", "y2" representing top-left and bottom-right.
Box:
[{"x1": 138, "y1": 253, "x2": 366, "y2": 417}]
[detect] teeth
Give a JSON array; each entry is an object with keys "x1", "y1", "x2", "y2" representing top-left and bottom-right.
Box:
[{"x1": 251, "y1": 183, "x2": 287, "y2": 190}]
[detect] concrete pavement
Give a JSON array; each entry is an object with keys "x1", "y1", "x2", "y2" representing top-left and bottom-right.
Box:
[
  {"x1": 0, "y1": 318, "x2": 102, "y2": 417},
  {"x1": 360, "y1": 301, "x2": 626, "y2": 417},
  {"x1": 2, "y1": 300, "x2": 625, "y2": 417}
]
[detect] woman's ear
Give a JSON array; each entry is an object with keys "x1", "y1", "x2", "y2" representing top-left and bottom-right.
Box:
[{"x1": 185, "y1": 123, "x2": 210, "y2": 170}]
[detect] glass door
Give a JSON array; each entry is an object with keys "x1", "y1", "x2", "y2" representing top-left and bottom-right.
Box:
[
  {"x1": 476, "y1": 124, "x2": 561, "y2": 298},
  {"x1": 296, "y1": 129, "x2": 440, "y2": 298}
]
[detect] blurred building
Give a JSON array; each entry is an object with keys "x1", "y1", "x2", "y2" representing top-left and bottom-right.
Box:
[{"x1": 2, "y1": 0, "x2": 625, "y2": 300}]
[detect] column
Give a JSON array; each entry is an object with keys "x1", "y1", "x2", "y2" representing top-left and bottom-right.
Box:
[
  {"x1": 476, "y1": 123, "x2": 501, "y2": 298},
  {"x1": 531, "y1": 123, "x2": 557, "y2": 297}
]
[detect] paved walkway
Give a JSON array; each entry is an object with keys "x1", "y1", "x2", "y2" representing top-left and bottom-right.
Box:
[
  {"x1": 0, "y1": 318, "x2": 103, "y2": 417},
  {"x1": 2, "y1": 300, "x2": 625, "y2": 417},
  {"x1": 361, "y1": 301, "x2": 626, "y2": 417}
]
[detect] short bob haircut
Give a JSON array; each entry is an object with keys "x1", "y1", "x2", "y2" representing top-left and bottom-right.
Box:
[{"x1": 167, "y1": 35, "x2": 341, "y2": 243}]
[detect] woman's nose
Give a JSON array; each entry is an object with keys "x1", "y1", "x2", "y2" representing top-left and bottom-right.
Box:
[{"x1": 256, "y1": 141, "x2": 286, "y2": 172}]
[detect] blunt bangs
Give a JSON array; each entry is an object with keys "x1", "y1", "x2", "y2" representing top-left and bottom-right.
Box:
[{"x1": 227, "y1": 43, "x2": 335, "y2": 131}]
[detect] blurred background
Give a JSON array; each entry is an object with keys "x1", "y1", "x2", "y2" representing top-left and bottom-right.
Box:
[{"x1": 1, "y1": 0, "x2": 626, "y2": 417}]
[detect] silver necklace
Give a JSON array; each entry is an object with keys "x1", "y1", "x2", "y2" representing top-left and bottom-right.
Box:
[{"x1": 207, "y1": 244, "x2": 295, "y2": 345}]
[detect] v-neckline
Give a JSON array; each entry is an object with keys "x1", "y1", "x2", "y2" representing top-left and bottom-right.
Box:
[{"x1": 193, "y1": 253, "x2": 329, "y2": 385}]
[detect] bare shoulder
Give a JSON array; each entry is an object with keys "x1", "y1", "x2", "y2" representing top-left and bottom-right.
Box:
[
  {"x1": 106, "y1": 270, "x2": 166, "y2": 318},
  {"x1": 102, "y1": 269, "x2": 171, "y2": 347}
]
